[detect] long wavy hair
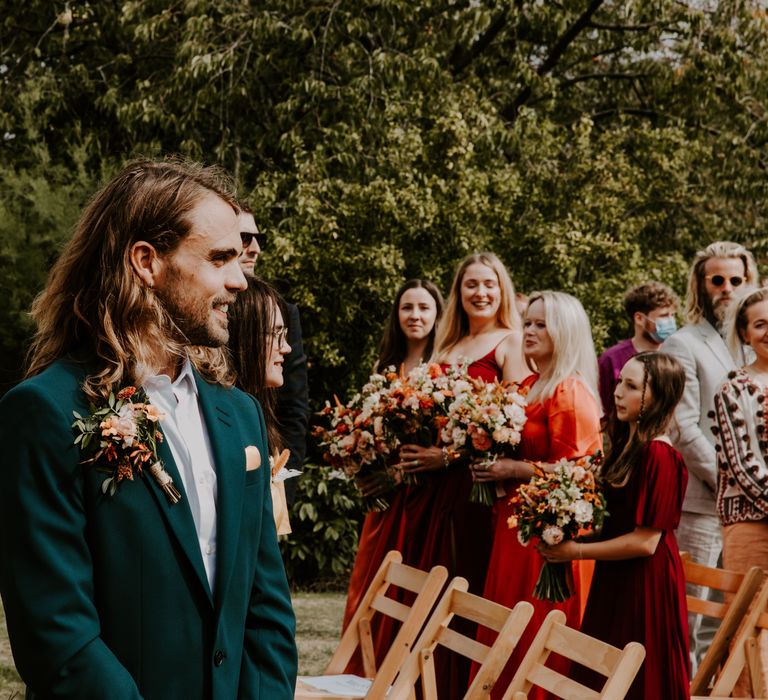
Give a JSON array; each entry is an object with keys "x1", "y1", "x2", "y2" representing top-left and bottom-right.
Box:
[
  {"x1": 524, "y1": 291, "x2": 599, "y2": 406},
  {"x1": 433, "y1": 252, "x2": 521, "y2": 361},
  {"x1": 602, "y1": 352, "x2": 685, "y2": 487},
  {"x1": 376, "y1": 279, "x2": 444, "y2": 371},
  {"x1": 725, "y1": 287, "x2": 768, "y2": 362},
  {"x1": 26, "y1": 158, "x2": 239, "y2": 401},
  {"x1": 684, "y1": 241, "x2": 759, "y2": 324},
  {"x1": 228, "y1": 277, "x2": 287, "y2": 452}
]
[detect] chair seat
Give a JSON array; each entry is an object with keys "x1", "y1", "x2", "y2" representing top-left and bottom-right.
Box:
[{"x1": 296, "y1": 674, "x2": 373, "y2": 699}]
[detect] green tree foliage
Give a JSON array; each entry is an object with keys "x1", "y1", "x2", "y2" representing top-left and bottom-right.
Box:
[{"x1": 3, "y1": 2, "x2": 768, "y2": 579}]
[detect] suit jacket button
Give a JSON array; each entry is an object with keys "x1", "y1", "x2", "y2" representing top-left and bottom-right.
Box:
[{"x1": 214, "y1": 650, "x2": 226, "y2": 667}]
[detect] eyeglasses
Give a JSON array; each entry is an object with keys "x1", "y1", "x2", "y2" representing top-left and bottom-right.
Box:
[
  {"x1": 240, "y1": 231, "x2": 267, "y2": 249},
  {"x1": 705, "y1": 274, "x2": 744, "y2": 288},
  {"x1": 268, "y1": 326, "x2": 289, "y2": 346}
]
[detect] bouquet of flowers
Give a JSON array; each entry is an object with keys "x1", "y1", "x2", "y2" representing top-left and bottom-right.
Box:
[
  {"x1": 314, "y1": 363, "x2": 462, "y2": 509},
  {"x1": 508, "y1": 453, "x2": 606, "y2": 602},
  {"x1": 313, "y1": 372, "x2": 398, "y2": 511},
  {"x1": 440, "y1": 375, "x2": 528, "y2": 505}
]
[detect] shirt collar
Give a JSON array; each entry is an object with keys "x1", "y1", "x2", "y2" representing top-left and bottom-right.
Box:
[{"x1": 141, "y1": 354, "x2": 199, "y2": 397}]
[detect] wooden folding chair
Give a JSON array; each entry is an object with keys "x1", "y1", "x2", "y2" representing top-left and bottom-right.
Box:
[
  {"x1": 682, "y1": 555, "x2": 765, "y2": 696},
  {"x1": 501, "y1": 609, "x2": 645, "y2": 700},
  {"x1": 386, "y1": 577, "x2": 534, "y2": 700},
  {"x1": 296, "y1": 550, "x2": 448, "y2": 699},
  {"x1": 700, "y1": 575, "x2": 768, "y2": 699}
]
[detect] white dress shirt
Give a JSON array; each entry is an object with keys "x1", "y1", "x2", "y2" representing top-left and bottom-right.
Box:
[{"x1": 143, "y1": 357, "x2": 218, "y2": 594}]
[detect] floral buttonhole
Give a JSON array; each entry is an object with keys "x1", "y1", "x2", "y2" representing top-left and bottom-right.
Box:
[{"x1": 72, "y1": 385, "x2": 182, "y2": 505}]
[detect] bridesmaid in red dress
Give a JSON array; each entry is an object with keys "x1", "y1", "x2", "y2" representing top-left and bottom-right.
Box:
[
  {"x1": 540, "y1": 352, "x2": 690, "y2": 699},
  {"x1": 397, "y1": 252, "x2": 529, "y2": 698},
  {"x1": 472, "y1": 291, "x2": 602, "y2": 700},
  {"x1": 341, "y1": 279, "x2": 443, "y2": 673}
]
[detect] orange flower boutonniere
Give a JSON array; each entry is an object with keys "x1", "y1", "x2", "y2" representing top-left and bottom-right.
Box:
[{"x1": 72, "y1": 386, "x2": 181, "y2": 504}]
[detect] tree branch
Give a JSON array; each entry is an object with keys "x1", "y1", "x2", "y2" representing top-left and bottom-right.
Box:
[
  {"x1": 559, "y1": 71, "x2": 649, "y2": 89},
  {"x1": 450, "y1": 8, "x2": 509, "y2": 75},
  {"x1": 500, "y1": 0, "x2": 606, "y2": 121}
]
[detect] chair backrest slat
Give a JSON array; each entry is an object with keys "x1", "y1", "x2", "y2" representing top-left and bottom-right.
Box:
[
  {"x1": 544, "y1": 623, "x2": 622, "y2": 677},
  {"x1": 452, "y1": 588, "x2": 513, "y2": 632},
  {"x1": 370, "y1": 594, "x2": 411, "y2": 623},
  {"x1": 434, "y1": 625, "x2": 489, "y2": 665},
  {"x1": 527, "y1": 663, "x2": 601, "y2": 699},
  {"x1": 385, "y1": 562, "x2": 430, "y2": 592}
]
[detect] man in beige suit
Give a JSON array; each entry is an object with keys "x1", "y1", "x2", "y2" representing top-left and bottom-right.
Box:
[{"x1": 662, "y1": 241, "x2": 758, "y2": 668}]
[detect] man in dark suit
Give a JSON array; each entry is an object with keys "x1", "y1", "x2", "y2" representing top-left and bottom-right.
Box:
[
  {"x1": 0, "y1": 159, "x2": 298, "y2": 698},
  {"x1": 239, "y1": 207, "x2": 309, "y2": 503}
]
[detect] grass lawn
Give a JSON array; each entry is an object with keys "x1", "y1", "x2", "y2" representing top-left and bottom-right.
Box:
[{"x1": 0, "y1": 592, "x2": 345, "y2": 696}]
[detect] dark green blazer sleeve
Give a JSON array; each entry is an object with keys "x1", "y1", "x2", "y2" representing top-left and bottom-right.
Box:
[{"x1": 0, "y1": 377, "x2": 143, "y2": 699}]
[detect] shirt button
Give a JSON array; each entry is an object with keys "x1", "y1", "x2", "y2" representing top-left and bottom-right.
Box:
[
  {"x1": 206, "y1": 545, "x2": 215, "y2": 555},
  {"x1": 213, "y1": 649, "x2": 226, "y2": 667}
]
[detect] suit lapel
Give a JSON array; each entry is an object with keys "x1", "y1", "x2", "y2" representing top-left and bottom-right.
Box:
[
  {"x1": 149, "y1": 433, "x2": 214, "y2": 605},
  {"x1": 194, "y1": 373, "x2": 246, "y2": 610},
  {"x1": 696, "y1": 321, "x2": 735, "y2": 373}
]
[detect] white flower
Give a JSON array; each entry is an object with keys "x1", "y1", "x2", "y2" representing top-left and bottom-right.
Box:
[
  {"x1": 433, "y1": 391, "x2": 445, "y2": 403},
  {"x1": 573, "y1": 500, "x2": 594, "y2": 524},
  {"x1": 572, "y1": 466, "x2": 587, "y2": 482},
  {"x1": 542, "y1": 526, "x2": 564, "y2": 545},
  {"x1": 517, "y1": 530, "x2": 529, "y2": 547}
]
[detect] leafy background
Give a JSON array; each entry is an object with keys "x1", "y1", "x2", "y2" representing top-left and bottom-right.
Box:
[{"x1": 2, "y1": 0, "x2": 767, "y2": 583}]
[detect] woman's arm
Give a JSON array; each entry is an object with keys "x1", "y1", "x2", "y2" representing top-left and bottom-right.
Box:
[
  {"x1": 498, "y1": 331, "x2": 529, "y2": 384},
  {"x1": 538, "y1": 526, "x2": 663, "y2": 562}
]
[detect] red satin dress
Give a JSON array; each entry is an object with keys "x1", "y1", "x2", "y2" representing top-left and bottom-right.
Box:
[
  {"x1": 341, "y1": 348, "x2": 499, "y2": 694},
  {"x1": 475, "y1": 374, "x2": 602, "y2": 700}
]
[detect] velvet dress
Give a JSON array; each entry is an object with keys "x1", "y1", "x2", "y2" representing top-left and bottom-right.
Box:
[
  {"x1": 476, "y1": 374, "x2": 602, "y2": 700},
  {"x1": 576, "y1": 440, "x2": 690, "y2": 699}
]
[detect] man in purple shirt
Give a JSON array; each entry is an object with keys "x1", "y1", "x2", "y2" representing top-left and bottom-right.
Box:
[{"x1": 598, "y1": 281, "x2": 679, "y2": 417}]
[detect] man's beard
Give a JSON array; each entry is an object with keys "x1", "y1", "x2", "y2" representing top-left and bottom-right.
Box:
[{"x1": 702, "y1": 293, "x2": 728, "y2": 330}]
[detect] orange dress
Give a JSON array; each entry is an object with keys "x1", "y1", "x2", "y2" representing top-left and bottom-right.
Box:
[{"x1": 476, "y1": 374, "x2": 602, "y2": 700}]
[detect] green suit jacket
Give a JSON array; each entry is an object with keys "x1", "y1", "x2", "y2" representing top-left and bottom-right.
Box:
[{"x1": 0, "y1": 357, "x2": 297, "y2": 699}]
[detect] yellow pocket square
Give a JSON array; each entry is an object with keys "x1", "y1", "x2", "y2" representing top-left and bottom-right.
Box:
[{"x1": 245, "y1": 445, "x2": 262, "y2": 472}]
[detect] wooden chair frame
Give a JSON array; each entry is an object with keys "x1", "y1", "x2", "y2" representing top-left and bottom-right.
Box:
[
  {"x1": 682, "y1": 554, "x2": 765, "y2": 696},
  {"x1": 296, "y1": 550, "x2": 448, "y2": 700},
  {"x1": 386, "y1": 577, "x2": 534, "y2": 700},
  {"x1": 502, "y1": 609, "x2": 645, "y2": 700}
]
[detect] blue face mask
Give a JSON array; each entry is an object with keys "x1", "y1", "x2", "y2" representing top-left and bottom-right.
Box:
[{"x1": 650, "y1": 316, "x2": 677, "y2": 343}]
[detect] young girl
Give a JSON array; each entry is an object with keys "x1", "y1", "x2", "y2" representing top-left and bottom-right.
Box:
[{"x1": 540, "y1": 351, "x2": 690, "y2": 699}]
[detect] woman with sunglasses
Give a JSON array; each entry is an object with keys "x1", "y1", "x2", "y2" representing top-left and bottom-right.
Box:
[{"x1": 228, "y1": 277, "x2": 293, "y2": 533}]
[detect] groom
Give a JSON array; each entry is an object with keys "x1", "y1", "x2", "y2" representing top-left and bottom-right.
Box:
[{"x1": 0, "y1": 159, "x2": 297, "y2": 698}]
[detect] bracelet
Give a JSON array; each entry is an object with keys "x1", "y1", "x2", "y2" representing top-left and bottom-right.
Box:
[{"x1": 441, "y1": 447, "x2": 450, "y2": 469}]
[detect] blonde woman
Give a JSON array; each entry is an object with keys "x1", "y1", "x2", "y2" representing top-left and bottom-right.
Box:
[
  {"x1": 396, "y1": 253, "x2": 528, "y2": 699},
  {"x1": 472, "y1": 291, "x2": 602, "y2": 700}
]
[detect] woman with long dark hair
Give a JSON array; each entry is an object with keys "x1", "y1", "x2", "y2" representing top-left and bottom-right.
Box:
[
  {"x1": 229, "y1": 277, "x2": 293, "y2": 532},
  {"x1": 541, "y1": 352, "x2": 690, "y2": 699},
  {"x1": 342, "y1": 279, "x2": 443, "y2": 673}
]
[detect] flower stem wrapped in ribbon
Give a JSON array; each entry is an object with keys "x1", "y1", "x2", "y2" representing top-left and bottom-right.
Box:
[{"x1": 508, "y1": 453, "x2": 606, "y2": 602}]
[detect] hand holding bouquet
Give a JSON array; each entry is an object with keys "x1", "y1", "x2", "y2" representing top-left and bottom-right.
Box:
[
  {"x1": 508, "y1": 453, "x2": 606, "y2": 602},
  {"x1": 441, "y1": 375, "x2": 528, "y2": 505}
]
